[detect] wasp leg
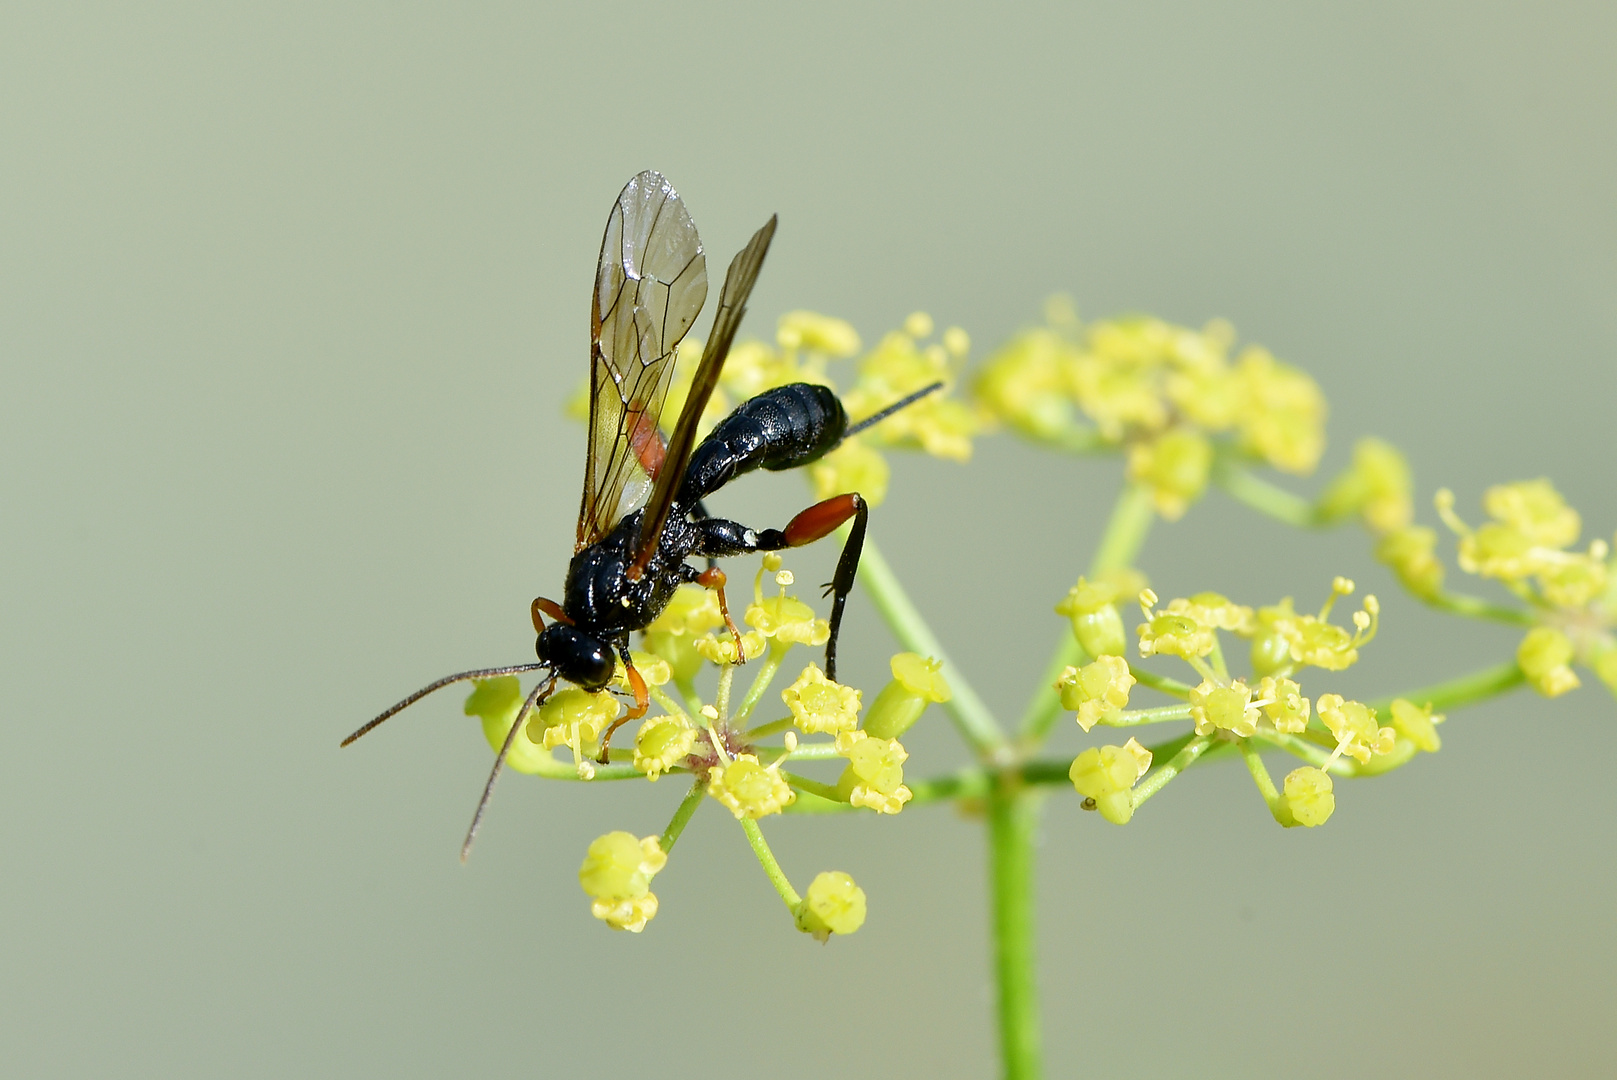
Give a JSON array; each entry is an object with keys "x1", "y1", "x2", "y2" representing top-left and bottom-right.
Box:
[
  {"x1": 596, "y1": 649, "x2": 649, "y2": 764},
  {"x1": 692, "y1": 493, "x2": 868, "y2": 682},
  {"x1": 697, "y1": 565, "x2": 745, "y2": 660}
]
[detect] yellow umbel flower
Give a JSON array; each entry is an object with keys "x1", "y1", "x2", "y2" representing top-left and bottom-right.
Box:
[
  {"x1": 708, "y1": 754, "x2": 796, "y2": 819},
  {"x1": 781, "y1": 663, "x2": 862, "y2": 735},
  {"x1": 644, "y1": 583, "x2": 724, "y2": 637},
  {"x1": 1055, "y1": 655, "x2": 1135, "y2": 733},
  {"x1": 1316, "y1": 437, "x2": 1413, "y2": 534},
  {"x1": 1256, "y1": 675, "x2": 1311, "y2": 734},
  {"x1": 1537, "y1": 550, "x2": 1610, "y2": 608},
  {"x1": 1135, "y1": 589, "x2": 1216, "y2": 660},
  {"x1": 1375, "y1": 525, "x2": 1445, "y2": 600},
  {"x1": 1484, "y1": 479, "x2": 1581, "y2": 548},
  {"x1": 1280, "y1": 767, "x2": 1335, "y2": 827},
  {"x1": 1189, "y1": 679, "x2": 1260, "y2": 738},
  {"x1": 1233, "y1": 345, "x2": 1326, "y2": 475},
  {"x1": 974, "y1": 327, "x2": 1083, "y2": 440},
  {"x1": 1069, "y1": 738, "x2": 1153, "y2": 825},
  {"x1": 808, "y1": 438, "x2": 890, "y2": 506},
  {"x1": 863, "y1": 652, "x2": 952, "y2": 740},
  {"x1": 745, "y1": 595, "x2": 830, "y2": 647},
  {"x1": 1127, "y1": 428, "x2": 1213, "y2": 521},
  {"x1": 1517, "y1": 627, "x2": 1580, "y2": 697},
  {"x1": 835, "y1": 730, "x2": 913, "y2": 814},
  {"x1": 579, "y1": 832, "x2": 667, "y2": 932},
  {"x1": 465, "y1": 676, "x2": 553, "y2": 775},
  {"x1": 1316, "y1": 694, "x2": 1394, "y2": 766},
  {"x1": 1055, "y1": 569, "x2": 1149, "y2": 659},
  {"x1": 1388, "y1": 698, "x2": 1443, "y2": 753},
  {"x1": 776, "y1": 310, "x2": 861, "y2": 358},
  {"x1": 1275, "y1": 578, "x2": 1378, "y2": 672},
  {"x1": 633, "y1": 714, "x2": 696, "y2": 780},
  {"x1": 694, "y1": 630, "x2": 766, "y2": 665},
  {"x1": 795, "y1": 871, "x2": 867, "y2": 941},
  {"x1": 531, "y1": 688, "x2": 621, "y2": 771}
]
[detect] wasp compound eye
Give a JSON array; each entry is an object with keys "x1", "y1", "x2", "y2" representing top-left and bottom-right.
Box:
[{"x1": 536, "y1": 625, "x2": 615, "y2": 690}]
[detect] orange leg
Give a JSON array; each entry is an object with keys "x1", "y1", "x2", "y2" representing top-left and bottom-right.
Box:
[
  {"x1": 531, "y1": 596, "x2": 569, "y2": 633},
  {"x1": 596, "y1": 661, "x2": 649, "y2": 764},
  {"x1": 698, "y1": 565, "x2": 745, "y2": 661}
]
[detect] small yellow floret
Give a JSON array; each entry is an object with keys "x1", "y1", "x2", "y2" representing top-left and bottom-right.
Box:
[
  {"x1": 1234, "y1": 346, "x2": 1326, "y2": 475},
  {"x1": 644, "y1": 583, "x2": 724, "y2": 637},
  {"x1": 633, "y1": 714, "x2": 696, "y2": 779},
  {"x1": 1484, "y1": 479, "x2": 1580, "y2": 548},
  {"x1": 579, "y1": 832, "x2": 667, "y2": 932},
  {"x1": 1375, "y1": 525, "x2": 1445, "y2": 599},
  {"x1": 835, "y1": 730, "x2": 912, "y2": 814},
  {"x1": 1517, "y1": 627, "x2": 1580, "y2": 697},
  {"x1": 531, "y1": 688, "x2": 621, "y2": 763},
  {"x1": 465, "y1": 676, "x2": 553, "y2": 774},
  {"x1": 1388, "y1": 698, "x2": 1443, "y2": 753},
  {"x1": 1055, "y1": 655, "x2": 1135, "y2": 732},
  {"x1": 693, "y1": 630, "x2": 767, "y2": 665},
  {"x1": 1135, "y1": 590, "x2": 1216, "y2": 660},
  {"x1": 1256, "y1": 676, "x2": 1311, "y2": 734},
  {"x1": 1069, "y1": 737, "x2": 1153, "y2": 825},
  {"x1": 1316, "y1": 694, "x2": 1394, "y2": 765},
  {"x1": 781, "y1": 663, "x2": 862, "y2": 735},
  {"x1": 1189, "y1": 679, "x2": 1260, "y2": 738},
  {"x1": 1316, "y1": 437, "x2": 1413, "y2": 534},
  {"x1": 795, "y1": 871, "x2": 867, "y2": 941},
  {"x1": 1281, "y1": 767, "x2": 1335, "y2": 827},
  {"x1": 745, "y1": 595, "x2": 831, "y2": 646},
  {"x1": 707, "y1": 754, "x2": 796, "y2": 819},
  {"x1": 1127, "y1": 428, "x2": 1213, "y2": 520},
  {"x1": 776, "y1": 310, "x2": 862, "y2": 357}
]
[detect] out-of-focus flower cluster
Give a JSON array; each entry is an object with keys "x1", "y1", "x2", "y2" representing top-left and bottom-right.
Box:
[{"x1": 973, "y1": 299, "x2": 1327, "y2": 518}]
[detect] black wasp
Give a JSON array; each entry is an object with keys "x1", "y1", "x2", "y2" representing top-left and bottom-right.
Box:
[{"x1": 342, "y1": 171, "x2": 939, "y2": 858}]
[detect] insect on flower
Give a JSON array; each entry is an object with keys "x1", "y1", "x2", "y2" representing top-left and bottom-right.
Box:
[{"x1": 341, "y1": 171, "x2": 940, "y2": 859}]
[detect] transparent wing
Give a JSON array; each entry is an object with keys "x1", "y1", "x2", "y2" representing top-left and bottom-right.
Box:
[
  {"x1": 578, "y1": 171, "x2": 709, "y2": 549},
  {"x1": 630, "y1": 214, "x2": 777, "y2": 573}
]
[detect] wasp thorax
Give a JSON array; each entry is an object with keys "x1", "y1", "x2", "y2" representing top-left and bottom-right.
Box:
[{"x1": 536, "y1": 624, "x2": 615, "y2": 690}]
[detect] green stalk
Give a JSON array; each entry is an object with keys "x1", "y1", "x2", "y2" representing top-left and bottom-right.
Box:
[
  {"x1": 659, "y1": 780, "x2": 707, "y2": 853},
  {"x1": 1211, "y1": 457, "x2": 1319, "y2": 527},
  {"x1": 988, "y1": 781, "x2": 1043, "y2": 1080},
  {"x1": 1364, "y1": 660, "x2": 1526, "y2": 714},
  {"x1": 855, "y1": 535, "x2": 1009, "y2": 759},
  {"x1": 739, "y1": 817, "x2": 801, "y2": 910}
]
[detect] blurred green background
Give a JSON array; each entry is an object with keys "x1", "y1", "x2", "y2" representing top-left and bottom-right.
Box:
[{"x1": 3, "y1": 3, "x2": 1615, "y2": 1077}]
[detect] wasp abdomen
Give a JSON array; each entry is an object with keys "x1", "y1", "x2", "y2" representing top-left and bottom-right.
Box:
[{"x1": 679, "y1": 383, "x2": 847, "y2": 505}]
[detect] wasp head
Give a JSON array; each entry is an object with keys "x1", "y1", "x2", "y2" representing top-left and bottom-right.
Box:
[{"x1": 535, "y1": 624, "x2": 615, "y2": 691}]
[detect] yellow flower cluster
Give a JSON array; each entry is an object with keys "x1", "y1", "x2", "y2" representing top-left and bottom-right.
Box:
[
  {"x1": 975, "y1": 306, "x2": 1327, "y2": 518},
  {"x1": 578, "y1": 832, "x2": 667, "y2": 932},
  {"x1": 1069, "y1": 738, "x2": 1153, "y2": 825}
]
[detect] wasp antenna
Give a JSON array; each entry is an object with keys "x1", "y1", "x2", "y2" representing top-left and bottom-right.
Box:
[
  {"x1": 460, "y1": 675, "x2": 556, "y2": 863},
  {"x1": 340, "y1": 662, "x2": 549, "y2": 748},
  {"x1": 844, "y1": 380, "x2": 945, "y2": 438}
]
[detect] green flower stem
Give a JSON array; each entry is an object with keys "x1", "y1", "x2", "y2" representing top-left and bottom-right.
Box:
[
  {"x1": 988, "y1": 782, "x2": 1043, "y2": 1080},
  {"x1": 1128, "y1": 664, "x2": 1196, "y2": 698},
  {"x1": 782, "y1": 772, "x2": 846, "y2": 803},
  {"x1": 1422, "y1": 592, "x2": 1534, "y2": 626},
  {"x1": 659, "y1": 780, "x2": 707, "y2": 853},
  {"x1": 1237, "y1": 740, "x2": 1283, "y2": 818},
  {"x1": 1018, "y1": 481, "x2": 1157, "y2": 744},
  {"x1": 1132, "y1": 735, "x2": 1213, "y2": 807},
  {"x1": 733, "y1": 644, "x2": 787, "y2": 723},
  {"x1": 1211, "y1": 457, "x2": 1318, "y2": 527},
  {"x1": 1252, "y1": 730, "x2": 1414, "y2": 777},
  {"x1": 1365, "y1": 660, "x2": 1527, "y2": 714},
  {"x1": 745, "y1": 717, "x2": 796, "y2": 740},
  {"x1": 1105, "y1": 703, "x2": 1193, "y2": 727},
  {"x1": 855, "y1": 534, "x2": 1009, "y2": 759},
  {"x1": 647, "y1": 683, "x2": 692, "y2": 720},
  {"x1": 739, "y1": 817, "x2": 801, "y2": 911},
  {"x1": 775, "y1": 742, "x2": 842, "y2": 763}
]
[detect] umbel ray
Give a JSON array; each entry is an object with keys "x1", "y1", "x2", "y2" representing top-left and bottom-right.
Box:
[{"x1": 342, "y1": 170, "x2": 940, "y2": 860}]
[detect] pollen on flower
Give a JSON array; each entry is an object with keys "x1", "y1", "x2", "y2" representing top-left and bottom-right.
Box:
[
  {"x1": 1517, "y1": 626, "x2": 1581, "y2": 697},
  {"x1": 1069, "y1": 737, "x2": 1153, "y2": 825},
  {"x1": 745, "y1": 595, "x2": 830, "y2": 646},
  {"x1": 1315, "y1": 693, "x2": 1395, "y2": 766},
  {"x1": 579, "y1": 832, "x2": 667, "y2": 932},
  {"x1": 634, "y1": 714, "x2": 697, "y2": 780},
  {"x1": 707, "y1": 754, "x2": 796, "y2": 819},
  {"x1": 781, "y1": 663, "x2": 862, "y2": 735},
  {"x1": 1388, "y1": 698, "x2": 1443, "y2": 753},
  {"x1": 1056, "y1": 655, "x2": 1135, "y2": 732},
  {"x1": 1280, "y1": 767, "x2": 1335, "y2": 827},
  {"x1": 835, "y1": 730, "x2": 912, "y2": 814},
  {"x1": 1189, "y1": 679, "x2": 1260, "y2": 738},
  {"x1": 795, "y1": 871, "x2": 867, "y2": 941}
]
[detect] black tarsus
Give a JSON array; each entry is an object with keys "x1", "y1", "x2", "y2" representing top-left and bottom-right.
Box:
[{"x1": 821, "y1": 494, "x2": 869, "y2": 682}]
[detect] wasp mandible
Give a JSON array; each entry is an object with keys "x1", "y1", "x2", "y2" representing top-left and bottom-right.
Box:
[{"x1": 342, "y1": 171, "x2": 939, "y2": 858}]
